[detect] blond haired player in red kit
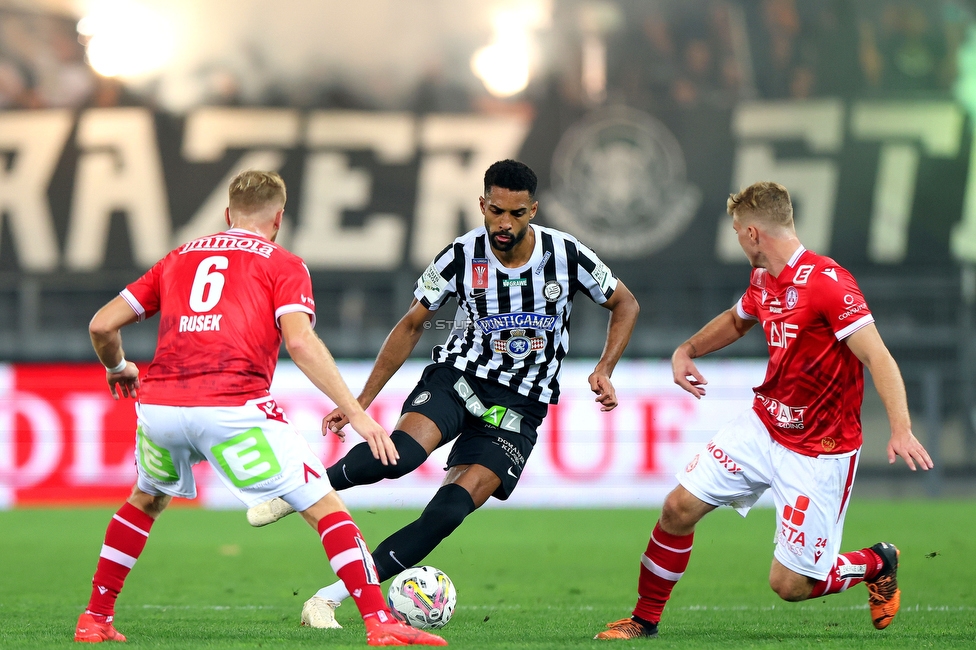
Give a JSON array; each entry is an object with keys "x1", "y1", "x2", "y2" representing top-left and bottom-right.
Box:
[
  {"x1": 74, "y1": 171, "x2": 445, "y2": 647},
  {"x1": 596, "y1": 181, "x2": 933, "y2": 640}
]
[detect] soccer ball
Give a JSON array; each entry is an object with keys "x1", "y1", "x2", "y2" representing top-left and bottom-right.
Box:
[{"x1": 386, "y1": 566, "x2": 457, "y2": 629}]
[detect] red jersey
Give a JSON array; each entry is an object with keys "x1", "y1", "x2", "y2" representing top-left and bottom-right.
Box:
[
  {"x1": 121, "y1": 228, "x2": 315, "y2": 406},
  {"x1": 736, "y1": 247, "x2": 873, "y2": 457}
]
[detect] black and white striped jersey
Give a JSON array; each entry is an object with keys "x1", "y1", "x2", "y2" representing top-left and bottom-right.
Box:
[{"x1": 413, "y1": 224, "x2": 618, "y2": 404}]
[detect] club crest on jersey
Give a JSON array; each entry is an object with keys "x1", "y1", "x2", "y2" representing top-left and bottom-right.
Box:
[
  {"x1": 471, "y1": 258, "x2": 489, "y2": 290},
  {"x1": 786, "y1": 286, "x2": 799, "y2": 309},
  {"x1": 491, "y1": 328, "x2": 546, "y2": 360},
  {"x1": 506, "y1": 335, "x2": 532, "y2": 359},
  {"x1": 543, "y1": 281, "x2": 562, "y2": 302}
]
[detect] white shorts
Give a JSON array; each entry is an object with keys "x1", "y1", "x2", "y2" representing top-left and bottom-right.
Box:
[
  {"x1": 134, "y1": 398, "x2": 331, "y2": 512},
  {"x1": 678, "y1": 410, "x2": 859, "y2": 580}
]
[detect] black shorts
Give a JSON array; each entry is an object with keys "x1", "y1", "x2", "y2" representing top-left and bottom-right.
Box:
[{"x1": 402, "y1": 363, "x2": 548, "y2": 500}]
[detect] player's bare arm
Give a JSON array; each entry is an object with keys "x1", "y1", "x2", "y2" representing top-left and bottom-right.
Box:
[
  {"x1": 89, "y1": 295, "x2": 141, "y2": 400},
  {"x1": 280, "y1": 311, "x2": 399, "y2": 466},
  {"x1": 323, "y1": 298, "x2": 437, "y2": 433},
  {"x1": 845, "y1": 324, "x2": 934, "y2": 471},
  {"x1": 589, "y1": 280, "x2": 640, "y2": 411},
  {"x1": 671, "y1": 307, "x2": 756, "y2": 399}
]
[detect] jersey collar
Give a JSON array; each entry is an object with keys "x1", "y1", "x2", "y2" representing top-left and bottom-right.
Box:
[
  {"x1": 786, "y1": 244, "x2": 807, "y2": 269},
  {"x1": 226, "y1": 227, "x2": 267, "y2": 239}
]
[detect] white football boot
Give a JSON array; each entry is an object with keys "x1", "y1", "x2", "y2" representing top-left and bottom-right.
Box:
[
  {"x1": 246, "y1": 497, "x2": 296, "y2": 527},
  {"x1": 301, "y1": 596, "x2": 343, "y2": 629}
]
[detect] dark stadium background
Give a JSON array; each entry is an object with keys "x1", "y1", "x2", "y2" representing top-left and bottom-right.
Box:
[{"x1": 0, "y1": 0, "x2": 973, "y2": 504}]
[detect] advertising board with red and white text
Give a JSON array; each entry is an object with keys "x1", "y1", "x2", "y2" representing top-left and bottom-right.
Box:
[{"x1": 0, "y1": 360, "x2": 765, "y2": 508}]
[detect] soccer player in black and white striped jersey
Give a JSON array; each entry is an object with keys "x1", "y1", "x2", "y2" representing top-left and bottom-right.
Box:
[{"x1": 248, "y1": 160, "x2": 640, "y2": 629}]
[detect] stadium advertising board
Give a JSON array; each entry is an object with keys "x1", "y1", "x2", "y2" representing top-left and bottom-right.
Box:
[
  {"x1": 0, "y1": 100, "x2": 973, "y2": 279},
  {"x1": 0, "y1": 359, "x2": 765, "y2": 509}
]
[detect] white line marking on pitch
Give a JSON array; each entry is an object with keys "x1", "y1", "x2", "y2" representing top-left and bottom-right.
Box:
[{"x1": 136, "y1": 603, "x2": 976, "y2": 613}]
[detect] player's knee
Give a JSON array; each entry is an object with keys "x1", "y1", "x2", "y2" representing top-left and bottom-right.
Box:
[
  {"x1": 769, "y1": 581, "x2": 806, "y2": 602},
  {"x1": 418, "y1": 484, "x2": 476, "y2": 537},
  {"x1": 660, "y1": 489, "x2": 702, "y2": 534},
  {"x1": 386, "y1": 430, "x2": 429, "y2": 478},
  {"x1": 326, "y1": 431, "x2": 430, "y2": 489},
  {"x1": 128, "y1": 486, "x2": 170, "y2": 518},
  {"x1": 768, "y1": 572, "x2": 811, "y2": 602}
]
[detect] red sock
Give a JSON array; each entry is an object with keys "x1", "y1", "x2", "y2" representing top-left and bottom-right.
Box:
[
  {"x1": 318, "y1": 512, "x2": 392, "y2": 623},
  {"x1": 86, "y1": 502, "x2": 155, "y2": 619},
  {"x1": 809, "y1": 547, "x2": 884, "y2": 598},
  {"x1": 632, "y1": 522, "x2": 694, "y2": 624}
]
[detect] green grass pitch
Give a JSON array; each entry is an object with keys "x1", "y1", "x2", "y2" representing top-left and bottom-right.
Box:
[{"x1": 1, "y1": 501, "x2": 974, "y2": 649}]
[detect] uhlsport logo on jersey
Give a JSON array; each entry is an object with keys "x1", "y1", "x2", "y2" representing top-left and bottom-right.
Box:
[{"x1": 544, "y1": 106, "x2": 701, "y2": 258}]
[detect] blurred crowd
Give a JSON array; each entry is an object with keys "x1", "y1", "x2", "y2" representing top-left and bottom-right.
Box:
[
  {"x1": 0, "y1": 8, "x2": 127, "y2": 110},
  {"x1": 0, "y1": 0, "x2": 972, "y2": 113},
  {"x1": 0, "y1": 5, "x2": 479, "y2": 113},
  {"x1": 601, "y1": 0, "x2": 973, "y2": 112}
]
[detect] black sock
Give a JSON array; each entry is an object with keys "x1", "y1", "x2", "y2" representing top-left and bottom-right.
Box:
[
  {"x1": 326, "y1": 430, "x2": 428, "y2": 490},
  {"x1": 632, "y1": 615, "x2": 657, "y2": 630},
  {"x1": 371, "y1": 484, "x2": 476, "y2": 581}
]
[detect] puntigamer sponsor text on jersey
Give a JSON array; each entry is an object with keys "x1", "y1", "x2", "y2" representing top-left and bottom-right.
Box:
[{"x1": 476, "y1": 313, "x2": 557, "y2": 333}]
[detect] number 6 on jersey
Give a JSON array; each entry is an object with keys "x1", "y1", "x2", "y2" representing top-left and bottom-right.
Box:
[{"x1": 189, "y1": 256, "x2": 228, "y2": 312}]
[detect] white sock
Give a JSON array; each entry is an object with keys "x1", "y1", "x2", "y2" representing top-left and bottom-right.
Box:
[{"x1": 315, "y1": 580, "x2": 351, "y2": 603}]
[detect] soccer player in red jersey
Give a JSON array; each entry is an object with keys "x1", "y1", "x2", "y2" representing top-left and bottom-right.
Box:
[
  {"x1": 74, "y1": 171, "x2": 445, "y2": 647},
  {"x1": 596, "y1": 181, "x2": 933, "y2": 640}
]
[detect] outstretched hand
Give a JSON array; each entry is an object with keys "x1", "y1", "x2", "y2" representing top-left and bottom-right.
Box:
[
  {"x1": 347, "y1": 411, "x2": 399, "y2": 466},
  {"x1": 588, "y1": 372, "x2": 618, "y2": 411},
  {"x1": 322, "y1": 407, "x2": 350, "y2": 441},
  {"x1": 672, "y1": 348, "x2": 707, "y2": 399},
  {"x1": 887, "y1": 431, "x2": 934, "y2": 471},
  {"x1": 107, "y1": 362, "x2": 140, "y2": 400}
]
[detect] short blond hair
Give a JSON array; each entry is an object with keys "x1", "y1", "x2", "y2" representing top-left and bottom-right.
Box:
[
  {"x1": 727, "y1": 181, "x2": 793, "y2": 229},
  {"x1": 228, "y1": 170, "x2": 286, "y2": 212}
]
